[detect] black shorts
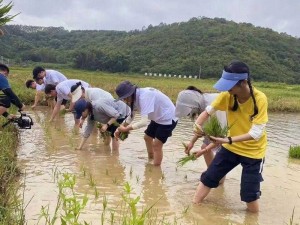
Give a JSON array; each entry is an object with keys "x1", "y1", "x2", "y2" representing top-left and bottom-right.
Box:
[
  {"x1": 107, "y1": 118, "x2": 126, "y2": 138},
  {"x1": 144, "y1": 120, "x2": 177, "y2": 143},
  {"x1": 0, "y1": 95, "x2": 11, "y2": 108},
  {"x1": 54, "y1": 97, "x2": 68, "y2": 106},
  {"x1": 200, "y1": 147, "x2": 264, "y2": 203}
]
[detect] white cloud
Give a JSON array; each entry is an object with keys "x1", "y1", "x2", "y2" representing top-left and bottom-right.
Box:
[{"x1": 3, "y1": 0, "x2": 300, "y2": 37}]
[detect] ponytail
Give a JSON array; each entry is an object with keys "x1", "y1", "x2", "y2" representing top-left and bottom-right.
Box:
[{"x1": 186, "y1": 86, "x2": 203, "y2": 94}]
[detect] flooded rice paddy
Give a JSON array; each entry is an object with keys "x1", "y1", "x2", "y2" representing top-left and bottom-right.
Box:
[{"x1": 17, "y1": 108, "x2": 300, "y2": 224}]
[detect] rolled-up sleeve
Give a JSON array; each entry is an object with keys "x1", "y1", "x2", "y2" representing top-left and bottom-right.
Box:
[{"x1": 248, "y1": 124, "x2": 266, "y2": 140}]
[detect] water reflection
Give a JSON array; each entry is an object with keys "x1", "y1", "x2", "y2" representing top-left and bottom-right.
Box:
[{"x1": 18, "y1": 108, "x2": 300, "y2": 225}]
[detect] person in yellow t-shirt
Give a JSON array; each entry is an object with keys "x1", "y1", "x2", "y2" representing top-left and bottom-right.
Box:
[{"x1": 192, "y1": 60, "x2": 268, "y2": 213}]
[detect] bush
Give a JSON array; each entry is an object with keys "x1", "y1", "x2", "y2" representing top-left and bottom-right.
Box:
[{"x1": 289, "y1": 145, "x2": 300, "y2": 159}]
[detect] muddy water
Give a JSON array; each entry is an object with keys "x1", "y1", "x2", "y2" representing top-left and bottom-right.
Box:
[{"x1": 17, "y1": 109, "x2": 300, "y2": 225}]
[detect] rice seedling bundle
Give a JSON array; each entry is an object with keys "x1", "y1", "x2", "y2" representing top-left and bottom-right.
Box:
[
  {"x1": 176, "y1": 154, "x2": 197, "y2": 167},
  {"x1": 202, "y1": 115, "x2": 230, "y2": 138},
  {"x1": 112, "y1": 121, "x2": 129, "y2": 141},
  {"x1": 176, "y1": 142, "x2": 197, "y2": 167},
  {"x1": 96, "y1": 122, "x2": 111, "y2": 140}
]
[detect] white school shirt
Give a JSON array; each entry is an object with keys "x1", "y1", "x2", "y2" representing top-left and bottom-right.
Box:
[
  {"x1": 56, "y1": 79, "x2": 90, "y2": 103},
  {"x1": 85, "y1": 88, "x2": 113, "y2": 102},
  {"x1": 83, "y1": 99, "x2": 130, "y2": 138},
  {"x1": 44, "y1": 70, "x2": 67, "y2": 85},
  {"x1": 135, "y1": 88, "x2": 177, "y2": 125},
  {"x1": 36, "y1": 83, "x2": 45, "y2": 91}
]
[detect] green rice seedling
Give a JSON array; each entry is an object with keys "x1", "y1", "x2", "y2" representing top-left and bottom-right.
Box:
[
  {"x1": 88, "y1": 172, "x2": 96, "y2": 187},
  {"x1": 182, "y1": 205, "x2": 189, "y2": 214},
  {"x1": 105, "y1": 168, "x2": 109, "y2": 175},
  {"x1": 38, "y1": 172, "x2": 89, "y2": 225},
  {"x1": 96, "y1": 122, "x2": 111, "y2": 141},
  {"x1": 94, "y1": 187, "x2": 99, "y2": 200},
  {"x1": 112, "y1": 121, "x2": 129, "y2": 141},
  {"x1": 182, "y1": 142, "x2": 188, "y2": 151},
  {"x1": 136, "y1": 175, "x2": 140, "y2": 183},
  {"x1": 120, "y1": 182, "x2": 160, "y2": 225},
  {"x1": 289, "y1": 145, "x2": 300, "y2": 159},
  {"x1": 59, "y1": 108, "x2": 67, "y2": 116},
  {"x1": 203, "y1": 115, "x2": 232, "y2": 137},
  {"x1": 161, "y1": 171, "x2": 165, "y2": 180},
  {"x1": 176, "y1": 153, "x2": 197, "y2": 167},
  {"x1": 80, "y1": 165, "x2": 87, "y2": 177},
  {"x1": 112, "y1": 177, "x2": 118, "y2": 184},
  {"x1": 119, "y1": 132, "x2": 129, "y2": 141},
  {"x1": 129, "y1": 166, "x2": 133, "y2": 177}
]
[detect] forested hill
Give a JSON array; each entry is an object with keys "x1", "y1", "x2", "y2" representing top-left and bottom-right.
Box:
[{"x1": 1, "y1": 17, "x2": 300, "y2": 83}]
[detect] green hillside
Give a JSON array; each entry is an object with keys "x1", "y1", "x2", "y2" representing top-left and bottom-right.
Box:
[{"x1": 1, "y1": 17, "x2": 300, "y2": 83}]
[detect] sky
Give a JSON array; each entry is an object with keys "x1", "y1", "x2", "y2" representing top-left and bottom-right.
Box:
[{"x1": 3, "y1": 0, "x2": 300, "y2": 38}]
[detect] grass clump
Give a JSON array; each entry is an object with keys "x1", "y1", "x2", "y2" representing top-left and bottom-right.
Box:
[{"x1": 289, "y1": 145, "x2": 300, "y2": 159}]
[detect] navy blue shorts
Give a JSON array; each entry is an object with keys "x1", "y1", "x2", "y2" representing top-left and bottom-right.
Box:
[
  {"x1": 107, "y1": 118, "x2": 126, "y2": 138},
  {"x1": 144, "y1": 120, "x2": 177, "y2": 143},
  {"x1": 0, "y1": 95, "x2": 11, "y2": 108},
  {"x1": 200, "y1": 147, "x2": 264, "y2": 203}
]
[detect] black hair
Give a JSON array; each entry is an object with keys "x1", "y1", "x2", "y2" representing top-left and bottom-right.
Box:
[
  {"x1": 130, "y1": 89, "x2": 137, "y2": 118},
  {"x1": 25, "y1": 79, "x2": 35, "y2": 88},
  {"x1": 32, "y1": 66, "x2": 45, "y2": 79},
  {"x1": 225, "y1": 60, "x2": 258, "y2": 120},
  {"x1": 86, "y1": 102, "x2": 94, "y2": 120},
  {"x1": 71, "y1": 82, "x2": 84, "y2": 93},
  {"x1": 186, "y1": 86, "x2": 203, "y2": 94},
  {"x1": 44, "y1": 84, "x2": 56, "y2": 94},
  {"x1": 0, "y1": 63, "x2": 9, "y2": 73}
]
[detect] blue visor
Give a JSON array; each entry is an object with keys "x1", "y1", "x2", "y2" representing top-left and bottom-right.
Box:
[
  {"x1": 213, "y1": 71, "x2": 248, "y2": 91},
  {"x1": 74, "y1": 98, "x2": 87, "y2": 119}
]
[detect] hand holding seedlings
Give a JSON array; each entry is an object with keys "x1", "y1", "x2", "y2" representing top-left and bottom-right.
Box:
[
  {"x1": 203, "y1": 115, "x2": 233, "y2": 138},
  {"x1": 193, "y1": 123, "x2": 204, "y2": 137}
]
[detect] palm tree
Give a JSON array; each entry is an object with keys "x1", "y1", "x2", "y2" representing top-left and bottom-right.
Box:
[{"x1": 0, "y1": 0, "x2": 18, "y2": 36}]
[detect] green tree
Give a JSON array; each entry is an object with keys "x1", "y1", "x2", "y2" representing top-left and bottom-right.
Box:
[{"x1": 0, "y1": 0, "x2": 18, "y2": 35}]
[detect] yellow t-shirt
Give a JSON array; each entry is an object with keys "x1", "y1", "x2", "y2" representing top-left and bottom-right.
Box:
[{"x1": 211, "y1": 87, "x2": 268, "y2": 159}]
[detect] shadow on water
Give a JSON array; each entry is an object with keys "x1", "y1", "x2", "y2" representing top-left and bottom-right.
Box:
[{"x1": 17, "y1": 108, "x2": 300, "y2": 224}]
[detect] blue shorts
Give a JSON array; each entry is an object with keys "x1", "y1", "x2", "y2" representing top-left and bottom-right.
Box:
[
  {"x1": 0, "y1": 94, "x2": 11, "y2": 108},
  {"x1": 200, "y1": 147, "x2": 264, "y2": 203},
  {"x1": 144, "y1": 120, "x2": 177, "y2": 143}
]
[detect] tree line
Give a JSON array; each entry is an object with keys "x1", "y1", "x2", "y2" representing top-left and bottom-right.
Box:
[{"x1": 1, "y1": 17, "x2": 300, "y2": 83}]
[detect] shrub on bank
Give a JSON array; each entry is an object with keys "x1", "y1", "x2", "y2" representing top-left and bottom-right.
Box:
[{"x1": 289, "y1": 145, "x2": 300, "y2": 159}]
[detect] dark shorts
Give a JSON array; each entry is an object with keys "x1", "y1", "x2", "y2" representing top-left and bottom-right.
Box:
[
  {"x1": 144, "y1": 120, "x2": 177, "y2": 143},
  {"x1": 107, "y1": 118, "x2": 126, "y2": 138},
  {"x1": 200, "y1": 147, "x2": 264, "y2": 203},
  {"x1": 0, "y1": 95, "x2": 11, "y2": 108},
  {"x1": 55, "y1": 97, "x2": 68, "y2": 106}
]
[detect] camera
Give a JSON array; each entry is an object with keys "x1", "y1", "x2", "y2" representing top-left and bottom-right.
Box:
[{"x1": 2, "y1": 111, "x2": 34, "y2": 129}]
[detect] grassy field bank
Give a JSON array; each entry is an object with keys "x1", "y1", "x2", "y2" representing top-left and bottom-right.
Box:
[
  {"x1": 9, "y1": 66, "x2": 300, "y2": 112},
  {"x1": 0, "y1": 119, "x2": 25, "y2": 225}
]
